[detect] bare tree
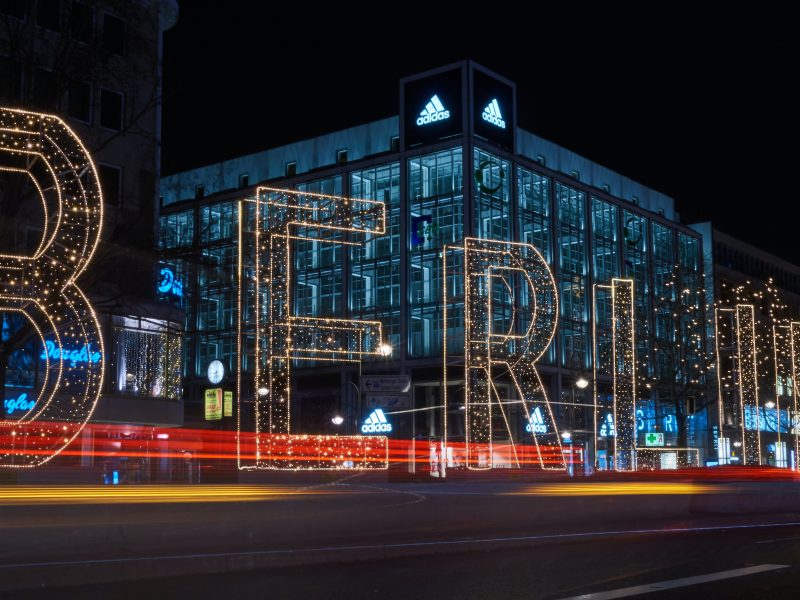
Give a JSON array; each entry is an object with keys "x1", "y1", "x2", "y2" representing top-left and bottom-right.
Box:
[
  {"x1": 636, "y1": 265, "x2": 715, "y2": 451},
  {"x1": 1, "y1": 1, "x2": 170, "y2": 395}
]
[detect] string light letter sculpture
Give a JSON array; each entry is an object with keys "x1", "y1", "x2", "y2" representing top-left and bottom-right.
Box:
[
  {"x1": 237, "y1": 187, "x2": 389, "y2": 470},
  {"x1": 790, "y1": 322, "x2": 800, "y2": 470},
  {"x1": 735, "y1": 305, "x2": 761, "y2": 465},
  {"x1": 592, "y1": 279, "x2": 636, "y2": 471},
  {"x1": 0, "y1": 107, "x2": 104, "y2": 467},
  {"x1": 773, "y1": 322, "x2": 799, "y2": 468},
  {"x1": 715, "y1": 305, "x2": 761, "y2": 465},
  {"x1": 446, "y1": 238, "x2": 565, "y2": 470},
  {"x1": 610, "y1": 278, "x2": 636, "y2": 471},
  {"x1": 714, "y1": 307, "x2": 735, "y2": 463}
]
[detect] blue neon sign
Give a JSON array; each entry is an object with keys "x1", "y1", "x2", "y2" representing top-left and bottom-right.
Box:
[
  {"x1": 525, "y1": 406, "x2": 547, "y2": 434},
  {"x1": 361, "y1": 409, "x2": 392, "y2": 434},
  {"x1": 600, "y1": 413, "x2": 615, "y2": 437},
  {"x1": 40, "y1": 340, "x2": 101, "y2": 366},
  {"x1": 744, "y1": 405, "x2": 793, "y2": 433},
  {"x1": 158, "y1": 267, "x2": 183, "y2": 298},
  {"x1": 663, "y1": 414, "x2": 675, "y2": 433},
  {"x1": 4, "y1": 392, "x2": 35, "y2": 415}
]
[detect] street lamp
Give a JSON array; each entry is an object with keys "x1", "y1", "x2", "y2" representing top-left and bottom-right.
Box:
[
  {"x1": 561, "y1": 431, "x2": 574, "y2": 477},
  {"x1": 569, "y1": 375, "x2": 590, "y2": 475},
  {"x1": 331, "y1": 415, "x2": 344, "y2": 426},
  {"x1": 765, "y1": 400, "x2": 776, "y2": 409}
]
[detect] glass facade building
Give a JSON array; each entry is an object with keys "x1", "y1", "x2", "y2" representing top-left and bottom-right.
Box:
[{"x1": 160, "y1": 62, "x2": 709, "y2": 468}]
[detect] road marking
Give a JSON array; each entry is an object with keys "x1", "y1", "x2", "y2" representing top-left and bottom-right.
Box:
[
  {"x1": 755, "y1": 536, "x2": 800, "y2": 544},
  {"x1": 2, "y1": 521, "x2": 799, "y2": 570},
  {"x1": 561, "y1": 564, "x2": 789, "y2": 599}
]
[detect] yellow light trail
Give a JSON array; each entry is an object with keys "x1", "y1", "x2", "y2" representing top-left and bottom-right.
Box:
[
  {"x1": 507, "y1": 482, "x2": 720, "y2": 496},
  {"x1": 0, "y1": 485, "x2": 360, "y2": 505}
]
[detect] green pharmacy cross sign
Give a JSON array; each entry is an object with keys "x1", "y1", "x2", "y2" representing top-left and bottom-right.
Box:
[{"x1": 645, "y1": 432, "x2": 665, "y2": 447}]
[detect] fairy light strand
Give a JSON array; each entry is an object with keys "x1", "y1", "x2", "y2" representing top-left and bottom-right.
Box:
[
  {"x1": 790, "y1": 322, "x2": 800, "y2": 470},
  {"x1": 611, "y1": 278, "x2": 636, "y2": 471},
  {"x1": 716, "y1": 304, "x2": 762, "y2": 465}
]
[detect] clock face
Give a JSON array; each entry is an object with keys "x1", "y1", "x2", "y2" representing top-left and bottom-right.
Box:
[{"x1": 207, "y1": 360, "x2": 225, "y2": 384}]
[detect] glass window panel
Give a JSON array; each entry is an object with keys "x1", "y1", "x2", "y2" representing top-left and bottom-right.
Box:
[
  {"x1": 408, "y1": 148, "x2": 463, "y2": 357},
  {"x1": 557, "y1": 183, "x2": 588, "y2": 368},
  {"x1": 518, "y1": 167, "x2": 551, "y2": 262},
  {"x1": 474, "y1": 148, "x2": 510, "y2": 241}
]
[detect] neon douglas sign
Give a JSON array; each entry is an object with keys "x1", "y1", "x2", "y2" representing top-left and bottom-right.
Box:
[
  {"x1": 4, "y1": 393, "x2": 36, "y2": 415},
  {"x1": 40, "y1": 340, "x2": 102, "y2": 366},
  {"x1": 158, "y1": 267, "x2": 183, "y2": 298}
]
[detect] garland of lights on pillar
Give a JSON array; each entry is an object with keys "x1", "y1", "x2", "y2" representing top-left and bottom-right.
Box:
[
  {"x1": 0, "y1": 107, "x2": 104, "y2": 468},
  {"x1": 237, "y1": 187, "x2": 390, "y2": 470},
  {"x1": 591, "y1": 279, "x2": 638, "y2": 471}
]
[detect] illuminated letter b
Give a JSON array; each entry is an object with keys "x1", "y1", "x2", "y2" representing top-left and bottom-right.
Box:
[{"x1": 1, "y1": 108, "x2": 104, "y2": 467}]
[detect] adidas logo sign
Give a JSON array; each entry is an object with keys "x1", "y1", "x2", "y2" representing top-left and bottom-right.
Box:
[
  {"x1": 416, "y1": 95, "x2": 450, "y2": 126},
  {"x1": 361, "y1": 408, "x2": 392, "y2": 434},
  {"x1": 481, "y1": 99, "x2": 506, "y2": 129},
  {"x1": 525, "y1": 406, "x2": 547, "y2": 434}
]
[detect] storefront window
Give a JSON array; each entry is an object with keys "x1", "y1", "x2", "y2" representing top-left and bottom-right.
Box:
[{"x1": 111, "y1": 316, "x2": 182, "y2": 400}]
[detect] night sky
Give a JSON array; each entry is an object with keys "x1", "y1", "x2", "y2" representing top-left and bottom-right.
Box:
[{"x1": 162, "y1": 4, "x2": 799, "y2": 263}]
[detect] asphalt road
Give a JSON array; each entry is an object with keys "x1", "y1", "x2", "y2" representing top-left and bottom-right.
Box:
[
  {"x1": 8, "y1": 524, "x2": 800, "y2": 599},
  {"x1": 2, "y1": 477, "x2": 800, "y2": 598}
]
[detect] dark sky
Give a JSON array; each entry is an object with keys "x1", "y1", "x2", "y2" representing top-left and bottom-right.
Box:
[{"x1": 162, "y1": 4, "x2": 799, "y2": 264}]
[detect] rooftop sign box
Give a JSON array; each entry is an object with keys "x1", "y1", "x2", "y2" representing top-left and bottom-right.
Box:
[
  {"x1": 401, "y1": 62, "x2": 515, "y2": 151},
  {"x1": 402, "y1": 67, "x2": 463, "y2": 148},
  {"x1": 472, "y1": 66, "x2": 515, "y2": 150}
]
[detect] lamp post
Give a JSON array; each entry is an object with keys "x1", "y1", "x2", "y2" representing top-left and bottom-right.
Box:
[
  {"x1": 561, "y1": 431, "x2": 573, "y2": 476},
  {"x1": 764, "y1": 399, "x2": 779, "y2": 467},
  {"x1": 347, "y1": 378, "x2": 360, "y2": 435},
  {"x1": 571, "y1": 376, "x2": 589, "y2": 475}
]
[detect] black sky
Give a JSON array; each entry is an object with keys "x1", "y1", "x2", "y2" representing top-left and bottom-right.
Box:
[{"x1": 162, "y1": 4, "x2": 800, "y2": 264}]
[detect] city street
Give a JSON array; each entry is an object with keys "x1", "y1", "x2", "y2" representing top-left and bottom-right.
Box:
[
  {"x1": 2, "y1": 476, "x2": 800, "y2": 598},
  {"x1": 2, "y1": 3, "x2": 800, "y2": 598}
]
